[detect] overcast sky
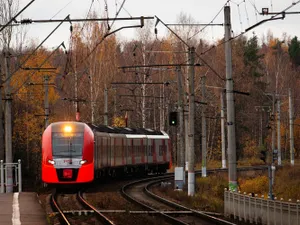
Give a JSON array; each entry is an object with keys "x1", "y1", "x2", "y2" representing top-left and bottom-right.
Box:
[{"x1": 16, "y1": 0, "x2": 300, "y2": 49}]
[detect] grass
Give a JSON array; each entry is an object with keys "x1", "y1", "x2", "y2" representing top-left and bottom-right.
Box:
[{"x1": 159, "y1": 159, "x2": 300, "y2": 214}]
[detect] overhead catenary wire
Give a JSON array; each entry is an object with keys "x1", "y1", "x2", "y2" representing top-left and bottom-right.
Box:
[
  {"x1": 155, "y1": 16, "x2": 225, "y2": 81},
  {"x1": 12, "y1": 42, "x2": 65, "y2": 94},
  {"x1": 0, "y1": 0, "x2": 35, "y2": 33},
  {"x1": 199, "y1": 1, "x2": 300, "y2": 58},
  {"x1": 50, "y1": 0, "x2": 73, "y2": 19},
  {"x1": 188, "y1": 1, "x2": 228, "y2": 40},
  {"x1": 237, "y1": 3, "x2": 243, "y2": 31},
  {"x1": 69, "y1": 0, "x2": 128, "y2": 69},
  {"x1": 80, "y1": 0, "x2": 95, "y2": 33},
  {"x1": 244, "y1": 0, "x2": 250, "y2": 27},
  {"x1": 2, "y1": 15, "x2": 70, "y2": 86}
]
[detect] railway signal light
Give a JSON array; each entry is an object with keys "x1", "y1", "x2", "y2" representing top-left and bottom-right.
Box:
[
  {"x1": 169, "y1": 112, "x2": 178, "y2": 126},
  {"x1": 273, "y1": 149, "x2": 278, "y2": 162},
  {"x1": 260, "y1": 150, "x2": 267, "y2": 163}
]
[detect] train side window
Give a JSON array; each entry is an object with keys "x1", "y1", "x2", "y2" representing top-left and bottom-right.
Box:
[
  {"x1": 148, "y1": 145, "x2": 152, "y2": 156},
  {"x1": 159, "y1": 145, "x2": 163, "y2": 156}
]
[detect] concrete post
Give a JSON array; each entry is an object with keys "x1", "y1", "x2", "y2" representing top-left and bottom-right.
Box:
[
  {"x1": 18, "y1": 159, "x2": 22, "y2": 193},
  {"x1": 44, "y1": 75, "x2": 49, "y2": 128},
  {"x1": 188, "y1": 47, "x2": 195, "y2": 196},
  {"x1": 277, "y1": 99, "x2": 281, "y2": 165},
  {"x1": 90, "y1": 73, "x2": 94, "y2": 123},
  {"x1": 176, "y1": 67, "x2": 185, "y2": 168},
  {"x1": 271, "y1": 93, "x2": 276, "y2": 185},
  {"x1": 4, "y1": 52, "x2": 13, "y2": 193},
  {"x1": 75, "y1": 71, "x2": 79, "y2": 121},
  {"x1": 260, "y1": 109, "x2": 263, "y2": 146},
  {"x1": 142, "y1": 45, "x2": 146, "y2": 128},
  {"x1": 201, "y1": 76, "x2": 207, "y2": 177},
  {"x1": 221, "y1": 91, "x2": 226, "y2": 168},
  {"x1": 0, "y1": 160, "x2": 4, "y2": 193},
  {"x1": 104, "y1": 86, "x2": 108, "y2": 125},
  {"x1": 289, "y1": 88, "x2": 294, "y2": 166},
  {"x1": 224, "y1": 6, "x2": 237, "y2": 191},
  {"x1": 221, "y1": 90, "x2": 226, "y2": 169},
  {"x1": 0, "y1": 83, "x2": 4, "y2": 161}
]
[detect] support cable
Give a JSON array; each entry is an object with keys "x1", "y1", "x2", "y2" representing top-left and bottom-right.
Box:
[
  {"x1": 199, "y1": 1, "x2": 300, "y2": 58},
  {"x1": 1, "y1": 15, "x2": 70, "y2": 86},
  {"x1": 0, "y1": 0, "x2": 35, "y2": 32},
  {"x1": 188, "y1": 2, "x2": 227, "y2": 40}
]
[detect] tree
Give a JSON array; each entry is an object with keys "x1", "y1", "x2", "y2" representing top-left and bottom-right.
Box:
[
  {"x1": 288, "y1": 36, "x2": 300, "y2": 67},
  {"x1": 244, "y1": 35, "x2": 264, "y2": 78}
]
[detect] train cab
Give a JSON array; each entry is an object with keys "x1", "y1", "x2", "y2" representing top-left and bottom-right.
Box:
[{"x1": 41, "y1": 121, "x2": 94, "y2": 184}]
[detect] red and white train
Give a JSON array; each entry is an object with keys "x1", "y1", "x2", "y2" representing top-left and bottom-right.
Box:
[{"x1": 42, "y1": 121, "x2": 172, "y2": 184}]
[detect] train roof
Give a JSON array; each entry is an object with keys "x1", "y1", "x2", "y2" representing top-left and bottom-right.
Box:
[{"x1": 87, "y1": 123, "x2": 166, "y2": 136}]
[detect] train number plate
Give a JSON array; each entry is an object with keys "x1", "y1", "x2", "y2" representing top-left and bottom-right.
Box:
[{"x1": 63, "y1": 169, "x2": 73, "y2": 178}]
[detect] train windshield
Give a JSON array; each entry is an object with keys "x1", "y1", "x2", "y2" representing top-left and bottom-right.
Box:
[{"x1": 52, "y1": 132, "x2": 84, "y2": 157}]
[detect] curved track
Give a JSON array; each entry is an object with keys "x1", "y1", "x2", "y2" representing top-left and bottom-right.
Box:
[{"x1": 121, "y1": 175, "x2": 236, "y2": 225}]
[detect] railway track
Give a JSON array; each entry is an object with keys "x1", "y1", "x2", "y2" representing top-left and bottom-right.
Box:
[
  {"x1": 121, "y1": 175, "x2": 236, "y2": 225},
  {"x1": 45, "y1": 166, "x2": 267, "y2": 224},
  {"x1": 50, "y1": 189, "x2": 115, "y2": 225}
]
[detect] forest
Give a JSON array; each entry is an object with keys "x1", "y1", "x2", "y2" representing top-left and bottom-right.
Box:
[{"x1": 1, "y1": 3, "x2": 300, "y2": 184}]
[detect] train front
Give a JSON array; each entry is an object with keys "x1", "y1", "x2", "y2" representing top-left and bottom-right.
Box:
[{"x1": 42, "y1": 121, "x2": 94, "y2": 184}]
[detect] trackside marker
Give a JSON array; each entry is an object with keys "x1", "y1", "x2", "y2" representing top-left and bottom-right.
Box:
[{"x1": 12, "y1": 192, "x2": 21, "y2": 225}]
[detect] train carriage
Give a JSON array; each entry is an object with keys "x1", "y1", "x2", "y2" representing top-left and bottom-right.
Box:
[{"x1": 42, "y1": 121, "x2": 171, "y2": 184}]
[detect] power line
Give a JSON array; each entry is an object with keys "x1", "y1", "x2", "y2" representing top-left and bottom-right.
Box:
[
  {"x1": 244, "y1": 1, "x2": 250, "y2": 27},
  {"x1": 199, "y1": 1, "x2": 300, "y2": 58},
  {"x1": 50, "y1": 0, "x2": 73, "y2": 19},
  {"x1": 188, "y1": 1, "x2": 227, "y2": 40},
  {"x1": 80, "y1": 0, "x2": 95, "y2": 33},
  {"x1": 0, "y1": 0, "x2": 35, "y2": 33}
]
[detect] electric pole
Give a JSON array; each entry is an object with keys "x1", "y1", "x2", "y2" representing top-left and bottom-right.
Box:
[
  {"x1": 176, "y1": 66, "x2": 185, "y2": 168},
  {"x1": 277, "y1": 99, "x2": 281, "y2": 165},
  {"x1": 44, "y1": 75, "x2": 49, "y2": 128},
  {"x1": 75, "y1": 70, "x2": 79, "y2": 121},
  {"x1": 271, "y1": 92, "x2": 275, "y2": 186},
  {"x1": 0, "y1": 76, "x2": 4, "y2": 161},
  {"x1": 289, "y1": 88, "x2": 294, "y2": 166},
  {"x1": 142, "y1": 45, "x2": 146, "y2": 128},
  {"x1": 4, "y1": 52, "x2": 13, "y2": 193},
  {"x1": 201, "y1": 76, "x2": 207, "y2": 177},
  {"x1": 224, "y1": 6, "x2": 237, "y2": 191},
  {"x1": 90, "y1": 73, "x2": 95, "y2": 124},
  {"x1": 188, "y1": 47, "x2": 195, "y2": 196},
  {"x1": 104, "y1": 86, "x2": 108, "y2": 125},
  {"x1": 221, "y1": 91, "x2": 226, "y2": 168}
]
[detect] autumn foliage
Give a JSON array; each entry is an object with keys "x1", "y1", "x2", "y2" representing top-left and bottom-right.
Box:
[{"x1": 1, "y1": 9, "x2": 300, "y2": 186}]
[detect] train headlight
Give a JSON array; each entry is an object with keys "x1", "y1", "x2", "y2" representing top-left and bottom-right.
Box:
[
  {"x1": 80, "y1": 160, "x2": 87, "y2": 165},
  {"x1": 64, "y1": 125, "x2": 72, "y2": 133},
  {"x1": 47, "y1": 159, "x2": 55, "y2": 165}
]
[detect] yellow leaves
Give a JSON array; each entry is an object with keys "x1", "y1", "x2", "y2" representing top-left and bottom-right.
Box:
[
  {"x1": 112, "y1": 116, "x2": 126, "y2": 127},
  {"x1": 11, "y1": 48, "x2": 60, "y2": 154},
  {"x1": 238, "y1": 176, "x2": 269, "y2": 194}
]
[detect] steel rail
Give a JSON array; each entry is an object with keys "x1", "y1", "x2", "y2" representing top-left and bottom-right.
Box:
[
  {"x1": 121, "y1": 175, "x2": 192, "y2": 225},
  {"x1": 145, "y1": 179, "x2": 236, "y2": 225},
  {"x1": 77, "y1": 191, "x2": 115, "y2": 225},
  {"x1": 50, "y1": 190, "x2": 71, "y2": 225}
]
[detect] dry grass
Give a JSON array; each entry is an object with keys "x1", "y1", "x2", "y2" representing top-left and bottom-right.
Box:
[{"x1": 154, "y1": 173, "x2": 227, "y2": 212}]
